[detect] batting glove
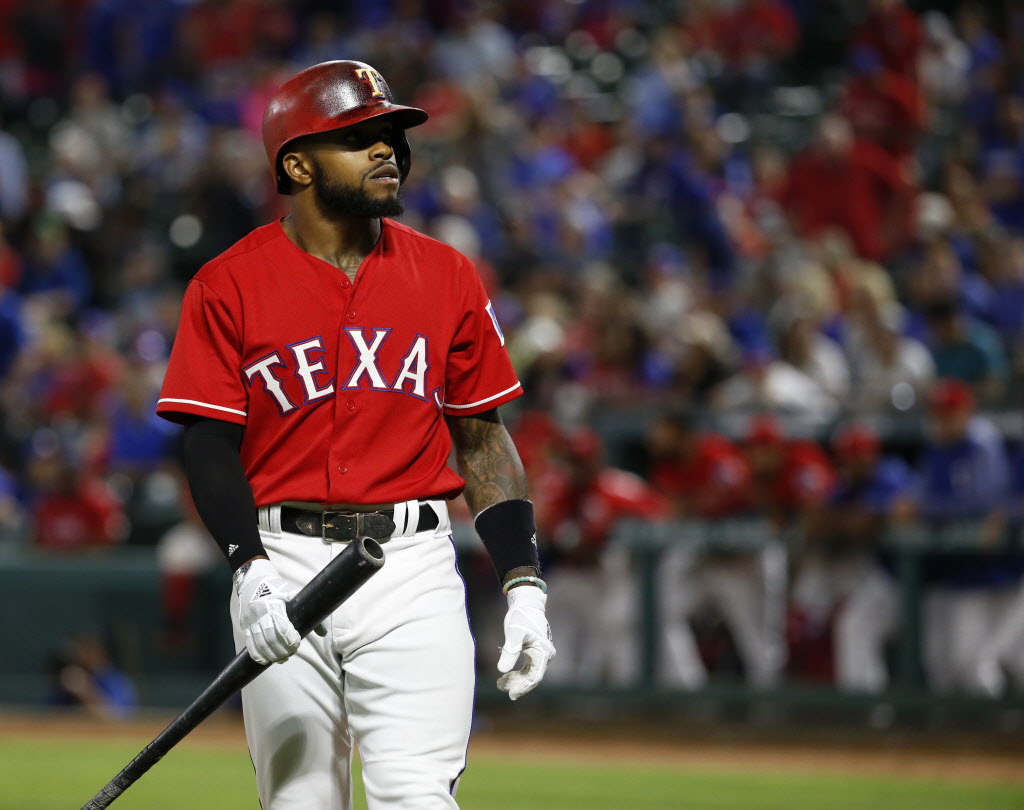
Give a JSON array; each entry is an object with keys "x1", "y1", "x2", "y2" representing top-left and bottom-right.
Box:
[
  {"x1": 234, "y1": 558, "x2": 301, "y2": 665},
  {"x1": 497, "y1": 586, "x2": 555, "y2": 701}
]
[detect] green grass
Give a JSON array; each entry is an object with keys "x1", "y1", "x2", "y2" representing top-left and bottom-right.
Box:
[{"x1": 4, "y1": 735, "x2": 1024, "y2": 810}]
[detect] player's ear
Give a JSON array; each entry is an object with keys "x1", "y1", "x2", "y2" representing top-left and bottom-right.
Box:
[{"x1": 281, "y1": 150, "x2": 315, "y2": 191}]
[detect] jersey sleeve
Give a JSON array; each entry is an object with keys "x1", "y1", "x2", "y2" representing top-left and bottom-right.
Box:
[
  {"x1": 442, "y1": 260, "x2": 522, "y2": 416},
  {"x1": 157, "y1": 279, "x2": 248, "y2": 426}
]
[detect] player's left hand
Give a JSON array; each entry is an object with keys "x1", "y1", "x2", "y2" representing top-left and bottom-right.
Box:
[{"x1": 497, "y1": 586, "x2": 555, "y2": 701}]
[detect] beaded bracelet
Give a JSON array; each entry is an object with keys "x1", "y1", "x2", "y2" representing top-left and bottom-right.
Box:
[{"x1": 502, "y1": 575, "x2": 547, "y2": 595}]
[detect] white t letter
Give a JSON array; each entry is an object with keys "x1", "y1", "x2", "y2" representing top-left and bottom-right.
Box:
[{"x1": 244, "y1": 353, "x2": 296, "y2": 413}]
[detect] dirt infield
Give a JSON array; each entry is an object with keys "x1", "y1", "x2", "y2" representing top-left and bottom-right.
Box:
[{"x1": 3, "y1": 709, "x2": 1022, "y2": 786}]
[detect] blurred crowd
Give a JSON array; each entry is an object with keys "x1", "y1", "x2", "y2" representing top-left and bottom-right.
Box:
[{"x1": 0, "y1": 0, "x2": 1023, "y2": 697}]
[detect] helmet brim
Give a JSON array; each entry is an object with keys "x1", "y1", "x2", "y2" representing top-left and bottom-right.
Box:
[{"x1": 278, "y1": 105, "x2": 427, "y2": 157}]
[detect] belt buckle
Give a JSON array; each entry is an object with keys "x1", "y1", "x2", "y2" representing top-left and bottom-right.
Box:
[{"x1": 321, "y1": 509, "x2": 355, "y2": 542}]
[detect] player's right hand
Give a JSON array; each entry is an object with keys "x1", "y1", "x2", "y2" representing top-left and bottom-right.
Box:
[{"x1": 234, "y1": 558, "x2": 301, "y2": 665}]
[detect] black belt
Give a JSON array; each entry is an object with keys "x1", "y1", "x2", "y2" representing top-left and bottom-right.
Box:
[{"x1": 280, "y1": 503, "x2": 438, "y2": 542}]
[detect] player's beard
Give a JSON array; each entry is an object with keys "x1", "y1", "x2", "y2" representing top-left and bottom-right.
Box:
[{"x1": 310, "y1": 158, "x2": 404, "y2": 219}]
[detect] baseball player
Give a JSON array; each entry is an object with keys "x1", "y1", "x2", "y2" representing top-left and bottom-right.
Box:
[
  {"x1": 156, "y1": 60, "x2": 554, "y2": 809},
  {"x1": 901, "y1": 379, "x2": 1016, "y2": 694},
  {"x1": 647, "y1": 411, "x2": 782, "y2": 688},
  {"x1": 791, "y1": 420, "x2": 912, "y2": 690},
  {"x1": 532, "y1": 427, "x2": 670, "y2": 685}
]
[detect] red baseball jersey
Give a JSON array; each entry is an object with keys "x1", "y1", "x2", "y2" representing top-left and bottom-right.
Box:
[
  {"x1": 157, "y1": 218, "x2": 522, "y2": 507},
  {"x1": 534, "y1": 463, "x2": 671, "y2": 555},
  {"x1": 649, "y1": 433, "x2": 752, "y2": 519},
  {"x1": 747, "y1": 440, "x2": 836, "y2": 516}
]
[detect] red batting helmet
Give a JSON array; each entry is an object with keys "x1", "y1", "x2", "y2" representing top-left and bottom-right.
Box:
[{"x1": 262, "y1": 60, "x2": 428, "y2": 194}]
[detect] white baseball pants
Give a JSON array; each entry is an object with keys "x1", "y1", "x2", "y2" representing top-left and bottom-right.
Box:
[
  {"x1": 230, "y1": 500, "x2": 474, "y2": 809},
  {"x1": 544, "y1": 547, "x2": 637, "y2": 686},
  {"x1": 923, "y1": 581, "x2": 1024, "y2": 696},
  {"x1": 657, "y1": 542, "x2": 788, "y2": 689},
  {"x1": 833, "y1": 565, "x2": 899, "y2": 692},
  {"x1": 791, "y1": 553, "x2": 901, "y2": 692}
]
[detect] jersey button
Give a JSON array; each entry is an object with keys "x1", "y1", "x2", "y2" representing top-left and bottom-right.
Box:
[
  {"x1": 347, "y1": 311, "x2": 356, "y2": 319},
  {"x1": 337, "y1": 465, "x2": 348, "y2": 474},
  {"x1": 346, "y1": 401, "x2": 356, "y2": 412},
  {"x1": 340, "y1": 280, "x2": 351, "y2": 289}
]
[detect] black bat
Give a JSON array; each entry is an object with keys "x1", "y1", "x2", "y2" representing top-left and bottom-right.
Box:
[{"x1": 81, "y1": 537, "x2": 386, "y2": 810}]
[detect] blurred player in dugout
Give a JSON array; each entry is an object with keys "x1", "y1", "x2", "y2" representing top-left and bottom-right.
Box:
[
  {"x1": 896, "y1": 379, "x2": 1024, "y2": 695},
  {"x1": 651, "y1": 412, "x2": 834, "y2": 689},
  {"x1": 789, "y1": 419, "x2": 913, "y2": 691},
  {"x1": 526, "y1": 420, "x2": 670, "y2": 686}
]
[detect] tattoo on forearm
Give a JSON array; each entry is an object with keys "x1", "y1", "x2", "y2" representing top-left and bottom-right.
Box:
[
  {"x1": 232, "y1": 560, "x2": 254, "y2": 593},
  {"x1": 448, "y1": 409, "x2": 528, "y2": 515}
]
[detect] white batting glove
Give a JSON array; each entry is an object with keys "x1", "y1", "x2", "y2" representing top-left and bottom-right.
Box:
[
  {"x1": 497, "y1": 586, "x2": 555, "y2": 701},
  {"x1": 234, "y1": 558, "x2": 301, "y2": 665}
]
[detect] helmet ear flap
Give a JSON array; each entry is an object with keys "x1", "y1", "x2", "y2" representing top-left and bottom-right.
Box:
[{"x1": 395, "y1": 131, "x2": 412, "y2": 183}]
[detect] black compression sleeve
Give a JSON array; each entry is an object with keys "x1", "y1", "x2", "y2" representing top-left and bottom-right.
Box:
[
  {"x1": 182, "y1": 416, "x2": 267, "y2": 572},
  {"x1": 474, "y1": 499, "x2": 541, "y2": 582}
]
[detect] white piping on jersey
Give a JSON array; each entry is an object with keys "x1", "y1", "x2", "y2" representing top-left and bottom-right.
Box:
[
  {"x1": 157, "y1": 398, "x2": 247, "y2": 417},
  {"x1": 443, "y1": 382, "x2": 522, "y2": 411}
]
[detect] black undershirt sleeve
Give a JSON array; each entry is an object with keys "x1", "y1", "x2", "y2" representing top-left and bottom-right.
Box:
[{"x1": 181, "y1": 415, "x2": 267, "y2": 572}]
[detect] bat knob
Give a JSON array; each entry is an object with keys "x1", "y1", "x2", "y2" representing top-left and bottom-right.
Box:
[{"x1": 359, "y1": 537, "x2": 385, "y2": 564}]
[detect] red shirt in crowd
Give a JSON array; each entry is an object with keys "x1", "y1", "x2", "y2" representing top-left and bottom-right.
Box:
[
  {"x1": 709, "y1": 0, "x2": 799, "y2": 69},
  {"x1": 43, "y1": 351, "x2": 122, "y2": 421},
  {"x1": 781, "y1": 138, "x2": 912, "y2": 260},
  {"x1": 180, "y1": 0, "x2": 296, "y2": 67},
  {"x1": 34, "y1": 478, "x2": 125, "y2": 551},
  {"x1": 841, "y1": 71, "x2": 925, "y2": 161},
  {"x1": 852, "y1": 3, "x2": 924, "y2": 79}
]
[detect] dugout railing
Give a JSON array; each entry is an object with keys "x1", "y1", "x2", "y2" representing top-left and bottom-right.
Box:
[
  {"x1": 609, "y1": 517, "x2": 1024, "y2": 691},
  {"x1": 2, "y1": 519, "x2": 1024, "y2": 725},
  {"x1": 500, "y1": 517, "x2": 1024, "y2": 726},
  {"x1": 452, "y1": 516, "x2": 1024, "y2": 725}
]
